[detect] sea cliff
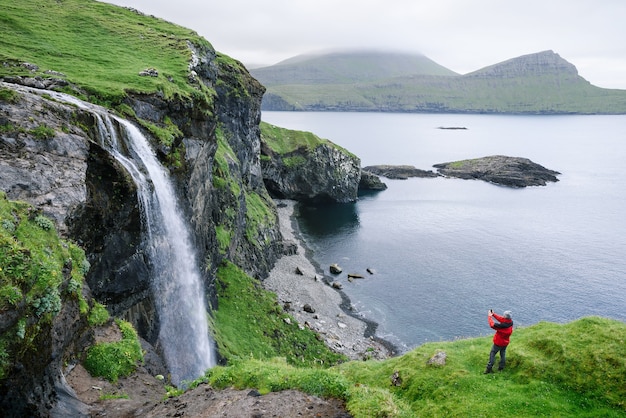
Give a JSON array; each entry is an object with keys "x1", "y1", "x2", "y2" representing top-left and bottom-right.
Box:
[{"x1": 0, "y1": 2, "x2": 362, "y2": 412}]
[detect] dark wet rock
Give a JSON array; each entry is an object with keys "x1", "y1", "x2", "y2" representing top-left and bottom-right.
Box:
[
  {"x1": 329, "y1": 263, "x2": 342, "y2": 274},
  {"x1": 391, "y1": 370, "x2": 403, "y2": 386},
  {"x1": 282, "y1": 240, "x2": 298, "y2": 256},
  {"x1": 359, "y1": 170, "x2": 388, "y2": 190}
]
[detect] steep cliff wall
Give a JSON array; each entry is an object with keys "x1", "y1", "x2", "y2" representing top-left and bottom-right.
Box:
[
  {"x1": 2, "y1": 41, "x2": 283, "y2": 316},
  {"x1": 260, "y1": 122, "x2": 362, "y2": 203},
  {"x1": 113, "y1": 44, "x2": 283, "y2": 308},
  {"x1": 0, "y1": 37, "x2": 282, "y2": 412}
]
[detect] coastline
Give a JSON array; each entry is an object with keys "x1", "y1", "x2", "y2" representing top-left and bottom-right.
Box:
[{"x1": 263, "y1": 199, "x2": 396, "y2": 361}]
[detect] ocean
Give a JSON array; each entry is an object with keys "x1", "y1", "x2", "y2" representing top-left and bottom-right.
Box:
[{"x1": 262, "y1": 111, "x2": 626, "y2": 352}]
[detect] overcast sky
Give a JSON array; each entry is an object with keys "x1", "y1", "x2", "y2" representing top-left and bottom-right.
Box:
[{"x1": 105, "y1": 0, "x2": 626, "y2": 89}]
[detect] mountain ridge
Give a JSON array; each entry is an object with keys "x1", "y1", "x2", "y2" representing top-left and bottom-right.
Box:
[
  {"x1": 252, "y1": 49, "x2": 458, "y2": 86},
  {"x1": 466, "y1": 50, "x2": 579, "y2": 78},
  {"x1": 252, "y1": 50, "x2": 626, "y2": 114}
]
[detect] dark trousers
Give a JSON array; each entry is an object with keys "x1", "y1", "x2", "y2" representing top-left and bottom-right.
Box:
[{"x1": 487, "y1": 343, "x2": 507, "y2": 370}]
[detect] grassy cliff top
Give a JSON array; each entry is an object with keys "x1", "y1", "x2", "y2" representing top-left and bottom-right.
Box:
[
  {"x1": 260, "y1": 121, "x2": 354, "y2": 157},
  {"x1": 260, "y1": 121, "x2": 333, "y2": 153},
  {"x1": 0, "y1": 0, "x2": 212, "y2": 105},
  {"x1": 203, "y1": 316, "x2": 626, "y2": 417}
]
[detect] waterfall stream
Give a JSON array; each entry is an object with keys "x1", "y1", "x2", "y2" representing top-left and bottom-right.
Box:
[{"x1": 49, "y1": 91, "x2": 215, "y2": 385}]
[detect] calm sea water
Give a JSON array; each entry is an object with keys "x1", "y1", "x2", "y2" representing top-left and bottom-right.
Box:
[{"x1": 262, "y1": 111, "x2": 626, "y2": 352}]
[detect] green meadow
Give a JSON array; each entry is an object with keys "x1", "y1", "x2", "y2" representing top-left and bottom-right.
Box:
[{"x1": 0, "y1": 0, "x2": 211, "y2": 106}]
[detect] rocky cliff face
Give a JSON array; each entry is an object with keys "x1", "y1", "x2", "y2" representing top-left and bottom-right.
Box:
[
  {"x1": 0, "y1": 83, "x2": 94, "y2": 235},
  {"x1": 261, "y1": 143, "x2": 361, "y2": 203},
  {"x1": 259, "y1": 124, "x2": 362, "y2": 203},
  {"x1": 0, "y1": 41, "x2": 284, "y2": 413}
]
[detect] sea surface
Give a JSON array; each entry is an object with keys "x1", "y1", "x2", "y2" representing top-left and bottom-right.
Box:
[{"x1": 262, "y1": 111, "x2": 626, "y2": 352}]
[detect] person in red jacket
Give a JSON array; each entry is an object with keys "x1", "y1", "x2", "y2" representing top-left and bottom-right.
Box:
[{"x1": 484, "y1": 309, "x2": 513, "y2": 374}]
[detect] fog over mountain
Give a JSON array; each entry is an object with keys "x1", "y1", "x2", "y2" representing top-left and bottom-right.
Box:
[{"x1": 104, "y1": 0, "x2": 626, "y2": 89}]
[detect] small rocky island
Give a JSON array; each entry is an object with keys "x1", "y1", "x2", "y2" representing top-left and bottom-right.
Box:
[
  {"x1": 433, "y1": 155, "x2": 560, "y2": 187},
  {"x1": 364, "y1": 156, "x2": 560, "y2": 188},
  {"x1": 362, "y1": 165, "x2": 439, "y2": 180}
]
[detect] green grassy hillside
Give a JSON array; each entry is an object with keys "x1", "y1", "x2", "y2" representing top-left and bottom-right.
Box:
[
  {"x1": 0, "y1": 0, "x2": 212, "y2": 106},
  {"x1": 253, "y1": 51, "x2": 626, "y2": 114},
  {"x1": 200, "y1": 316, "x2": 626, "y2": 417}
]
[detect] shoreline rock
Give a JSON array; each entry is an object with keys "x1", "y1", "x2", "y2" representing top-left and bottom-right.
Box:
[
  {"x1": 263, "y1": 200, "x2": 396, "y2": 360},
  {"x1": 365, "y1": 155, "x2": 560, "y2": 188},
  {"x1": 433, "y1": 155, "x2": 560, "y2": 187},
  {"x1": 363, "y1": 164, "x2": 439, "y2": 180}
]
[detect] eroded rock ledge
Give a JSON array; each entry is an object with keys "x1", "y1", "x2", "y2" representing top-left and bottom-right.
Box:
[
  {"x1": 433, "y1": 155, "x2": 560, "y2": 187},
  {"x1": 363, "y1": 165, "x2": 439, "y2": 180}
]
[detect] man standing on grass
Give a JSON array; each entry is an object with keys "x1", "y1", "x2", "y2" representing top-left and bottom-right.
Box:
[{"x1": 484, "y1": 309, "x2": 513, "y2": 374}]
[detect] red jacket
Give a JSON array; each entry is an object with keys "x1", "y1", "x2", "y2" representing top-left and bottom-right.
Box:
[{"x1": 489, "y1": 313, "x2": 513, "y2": 346}]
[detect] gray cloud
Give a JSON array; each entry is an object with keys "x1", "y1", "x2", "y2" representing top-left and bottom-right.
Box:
[{"x1": 104, "y1": 0, "x2": 626, "y2": 88}]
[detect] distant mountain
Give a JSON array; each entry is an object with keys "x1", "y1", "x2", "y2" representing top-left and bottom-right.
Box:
[
  {"x1": 251, "y1": 50, "x2": 626, "y2": 114},
  {"x1": 252, "y1": 50, "x2": 458, "y2": 86}
]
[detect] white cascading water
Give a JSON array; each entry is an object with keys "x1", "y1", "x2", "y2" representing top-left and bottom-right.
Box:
[
  {"x1": 98, "y1": 116, "x2": 215, "y2": 385},
  {"x1": 49, "y1": 90, "x2": 215, "y2": 385}
]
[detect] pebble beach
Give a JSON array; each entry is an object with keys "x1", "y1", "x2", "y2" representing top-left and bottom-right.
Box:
[{"x1": 263, "y1": 200, "x2": 393, "y2": 361}]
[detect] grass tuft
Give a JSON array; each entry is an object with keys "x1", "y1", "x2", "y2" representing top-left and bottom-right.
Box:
[{"x1": 84, "y1": 319, "x2": 143, "y2": 382}]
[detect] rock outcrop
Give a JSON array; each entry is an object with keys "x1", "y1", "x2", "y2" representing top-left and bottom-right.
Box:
[
  {"x1": 0, "y1": 84, "x2": 94, "y2": 236},
  {"x1": 433, "y1": 155, "x2": 560, "y2": 187},
  {"x1": 363, "y1": 165, "x2": 439, "y2": 180},
  {"x1": 260, "y1": 128, "x2": 362, "y2": 203},
  {"x1": 359, "y1": 170, "x2": 388, "y2": 191}
]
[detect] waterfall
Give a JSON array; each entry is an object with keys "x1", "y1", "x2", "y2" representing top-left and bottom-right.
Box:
[{"x1": 50, "y1": 91, "x2": 215, "y2": 385}]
